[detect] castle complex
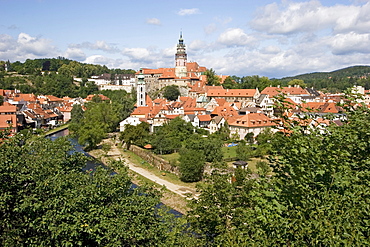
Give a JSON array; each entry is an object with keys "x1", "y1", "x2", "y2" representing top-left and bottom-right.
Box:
[{"x1": 135, "y1": 33, "x2": 207, "y2": 96}]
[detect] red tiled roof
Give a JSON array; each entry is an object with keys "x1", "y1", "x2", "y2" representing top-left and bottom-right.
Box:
[
  {"x1": 207, "y1": 89, "x2": 257, "y2": 97},
  {"x1": 211, "y1": 105, "x2": 239, "y2": 118},
  {"x1": 131, "y1": 105, "x2": 161, "y2": 119},
  {"x1": 0, "y1": 105, "x2": 16, "y2": 113},
  {"x1": 46, "y1": 95, "x2": 64, "y2": 102},
  {"x1": 166, "y1": 114, "x2": 180, "y2": 119},
  {"x1": 57, "y1": 106, "x2": 73, "y2": 112},
  {"x1": 261, "y1": 86, "x2": 308, "y2": 97},
  {"x1": 197, "y1": 115, "x2": 211, "y2": 122},
  {"x1": 12, "y1": 93, "x2": 38, "y2": 102},
  {"x1": 186, "y1": 62, "x2": 207, "y2": 73},
  {"x1": 0, "y1": 114, "x2": 18, "y2": 129},
  {"x1": 85, "y1": 94, "x2": 110, "y2": 101},
  {"x1": 229, "y1": 113, "x2": 276, "y2": 128}
]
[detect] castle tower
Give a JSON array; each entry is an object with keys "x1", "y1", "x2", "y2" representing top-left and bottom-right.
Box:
[
  {"x1": 137, "y1": 69, "x2": 146, "y2": 107},
  {"x1": 175, "y1": 32, "x2": 187, "y2": 78}
]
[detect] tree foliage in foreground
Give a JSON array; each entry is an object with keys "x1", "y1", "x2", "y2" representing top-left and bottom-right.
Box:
[
  {"x1": 186, "y1": 97, "x2": 370, "y2": 246},
  {"x1": 0, "y1": 133, "x2": 183, "y2": 246}
]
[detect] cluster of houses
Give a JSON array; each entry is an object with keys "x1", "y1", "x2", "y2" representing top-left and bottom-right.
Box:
[
  {"x1": 0, "y1": 89, "x2": 108, "y2": 133},
  {"x1": 119, "y1": 33, "x2": 361, "y2": 140},
  {"x1": 120, "y1": 80, "x2": 362, "y2": 140},
  {"x1": 1, "y1": 34, "x2": 367, "y2": 141}
]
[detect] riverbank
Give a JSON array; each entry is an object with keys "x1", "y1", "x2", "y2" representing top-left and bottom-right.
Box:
[
  {"x1": 44, "y1": 124, "x2": 69, "y2": 137},
  {"x1": 88, "y1": 137, "x2": 196, "y2": 214}
]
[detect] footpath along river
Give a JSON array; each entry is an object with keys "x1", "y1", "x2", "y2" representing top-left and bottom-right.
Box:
[{"x1": 48, "y1": 128, "x2": 184, "y2": 216}]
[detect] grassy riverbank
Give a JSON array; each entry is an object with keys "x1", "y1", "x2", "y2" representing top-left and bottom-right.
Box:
[
  {"x1": 88, "y1": 138, "x2": 192, "y2": 214},
  {"x1": 44, "y1": 123, "x2": 69, "y2": 136}
]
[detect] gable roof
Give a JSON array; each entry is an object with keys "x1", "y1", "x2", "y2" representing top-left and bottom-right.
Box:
[
  {"x1": 197, "y1": 115, "x2": 212, "y2": 122},
  {"x1": 85, "y1": 94, "x2": 110, "y2": 101},
  {"x1": 11, "y1": 93, "x2": 38, "y2": 102},
  {"x1": 186, "y1": 62, "x2": 207, "y2": 73},
  {"x1": 211, "y1": 105, "x2": 239, "y2": 119},
  {"x1": 211, "y1": 116, "x2": 225, "y2": 125},
  {"x1": 229, "y1": 113, "x2": 276, "y2": 128},
  {"x1": 0, "y1": 114, "x2": 18, "y2": 129},
  {"x1": 0, "y1": 105, "x2": 17, "y2": 113},
  {"x1": 261, "y1": 86, "x2": 308, "y2": 97},
  {"x1": 207, "y1": 89, "x2": 257, "y2": 97}
]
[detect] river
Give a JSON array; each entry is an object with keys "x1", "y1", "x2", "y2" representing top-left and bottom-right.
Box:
[{"x1": 48, "y1": 129, "x2": 183, "y2": 216}]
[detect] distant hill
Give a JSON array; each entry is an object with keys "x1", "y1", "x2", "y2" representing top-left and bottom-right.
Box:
[
  {"x1": 281, "y1": 65, "x2": 370, "y2": 82},
  {"x1": 278, "y1": 65, "x2": 370, "y2": 92}
]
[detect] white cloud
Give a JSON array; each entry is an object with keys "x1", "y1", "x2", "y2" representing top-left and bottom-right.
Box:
[
  {"x1": 122, "y1": 47, "x2": 151, "y2": 61},
  {"x1": 330, "y1": 32, "x2": 370, "y2": 55},
  {"x1": 146, "y1": 18, "x2": 161, "y2": 26},
  {"x1": 188, "y1": 40, "x2": 208, "y2": 52},
  {"x1": 70, "y1": 41, "x2": 119, "y2": 53},
  {"x1": 177, "y1": 8, "x2": 200, "y2": 16},
  {"x1": 204, "y1": 23, "x2": 217, "y2": 35},
  {"x1": 16, "y1": 33, "x2": 56, "y2": 56},
  {"x1": 249, "y1": 0, "x2": 370, "y2": 35},
  {"x1": 0, "y1": 34, "x2": 16, "y2": 52},
  {"x1": 217, "y1": 28, "x2": 257, "y2": 47},
  {"x1": 0, "y1": 33, "x2": 58, "y2": 61},
  {"x1": 84, "y1": 55, "x2": 115, "y2": 65},
  {"x1": 64, "y1": 47, "x2": 86, "y2": 61},
  {"x1": 260, "y1": 45, "x2": 281, "y2": 54}
]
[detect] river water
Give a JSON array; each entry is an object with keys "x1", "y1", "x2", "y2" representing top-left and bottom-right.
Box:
[{"x1": 48, "y1": 129, "x2": 182, "y2": 216}]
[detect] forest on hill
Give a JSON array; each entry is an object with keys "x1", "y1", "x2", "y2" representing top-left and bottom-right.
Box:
[
  {"x1": 278, "y1": 65, "x2": 370, "y2": 92},
  {"x1": 207, "y1": 65, "x2": 370, "y2": 93},
  {"x1": 1, "y1": 58, "x2": 370, "y2": 96},
  {"x1": 0, "y1": 58, "x2": 135, "y2": 98}
]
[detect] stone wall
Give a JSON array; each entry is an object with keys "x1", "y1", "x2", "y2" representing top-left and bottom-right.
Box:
[{"x1": 129, "y1": 145, "x2": 180, "y2": 175}]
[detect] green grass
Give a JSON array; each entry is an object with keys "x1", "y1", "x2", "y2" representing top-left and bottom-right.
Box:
[
  {"x1": 44, "y1": 123, "x2": 69, "y2": 136},
  {"x1": 161, "y1": 146, "x2": 238, "y2": 161},
  {"x1": 222, "y1": 146, "x2": 237, "y2": 159},
  {"x1": 122, "y1": 149, "x2": 197, "y2": 190},
  {"x1": 160, "y1": 153, "x2": 180, "y2": 164}
]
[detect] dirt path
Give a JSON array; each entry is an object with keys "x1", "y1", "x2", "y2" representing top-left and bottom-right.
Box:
[{"x1": 101, "y1": 139, "x2": 198, "y2": 199}]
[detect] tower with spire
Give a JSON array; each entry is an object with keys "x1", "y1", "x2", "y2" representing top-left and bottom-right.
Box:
[{"x1": 175, "y1": 32, "x2": 187, "y2": 78}]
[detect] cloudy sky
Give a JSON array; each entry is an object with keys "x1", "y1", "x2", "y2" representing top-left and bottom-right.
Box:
[{"x1": 1, "y1": 0, "x2": 370, "y2": 78}]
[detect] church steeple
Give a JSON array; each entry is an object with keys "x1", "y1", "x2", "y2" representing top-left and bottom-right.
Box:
[{"x1": 175, "y1": 32, "x2": 187, "y2": 78}]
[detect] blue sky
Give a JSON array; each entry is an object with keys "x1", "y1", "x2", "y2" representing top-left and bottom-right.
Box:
[{"x1": 1, "y1": 0, "x2": 370, "y2": 78}]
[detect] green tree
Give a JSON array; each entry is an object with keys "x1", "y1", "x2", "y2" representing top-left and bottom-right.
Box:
[
  {"x1": 212, "y1": 121, "x2": 230, "y2": 141},
  {"x1": 255, "y1": 127, "x2": 274, "y2": 156},
  {"x1": 205, "y1": 68, "x2": 221, "y2": 86},
  {"x1": 187, "y1": 97, "x2": 370, "y2": 246},
  {"x1": 288, "y1": 78, "x2": 307, "y2": 88},
  {"x1": 0, "y1": 133, "x2": 182, "y2": 246},
  {"x1": 152, "y1": 117, "x2": 194, "y2": 154},
  {"x1": 163, "y1": 85, "x2": 180, "y2": 101},
  {"x1": 235, "y1": 140, "x2": 254, "y2": 162},
  {"x1": 70, "y1": 101, "x2": 121, "y2": 150},
  {"x1": 184, "y1": 135, "x2": 223, "y2": 163},
  {"x1": 222, "y1": 76, "x2": 236, "y2": 89},
  {"x1": 178, "y1": 148, "x2": 205, "y2": 182},
  {"x1": 119, "y1": 122, "x2": 150, "y2": 149}
]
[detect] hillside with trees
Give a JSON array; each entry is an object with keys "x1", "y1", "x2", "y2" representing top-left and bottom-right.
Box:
[
  {"x1": 221, "y1": 65, "x2": 370, "y2": 93},
  {"x1": 277, "y1": 65, "x2": 370, "y2": 92},
  {"x1": 0, "y1": 58, "x2": 135, "y2": 98}
]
